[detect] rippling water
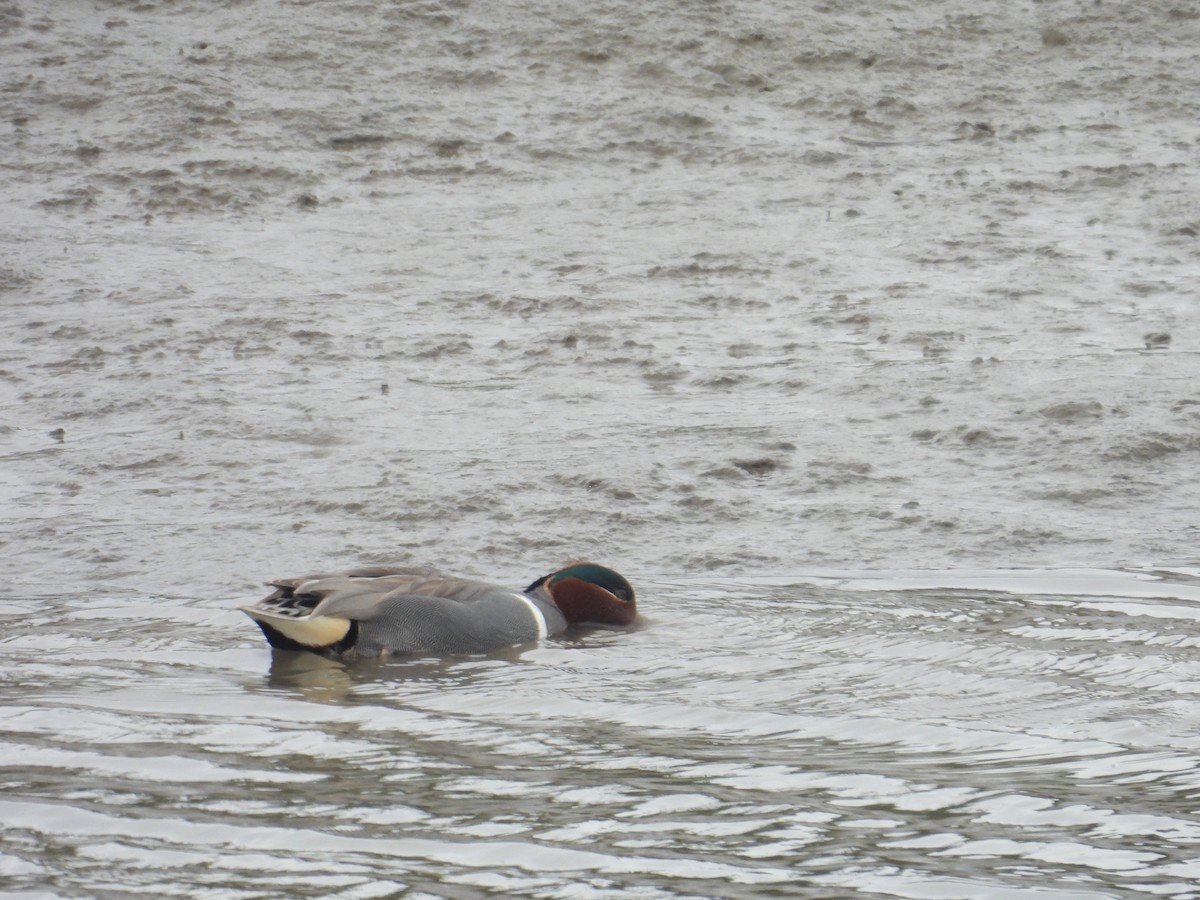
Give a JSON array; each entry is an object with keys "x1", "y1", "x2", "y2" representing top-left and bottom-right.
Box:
[
  {"x1": 4, "y1": 0, "x2": 1200, "y2": 895},
  {"x1": 3, "y1": 569, "x2": 1200, "y2": 896}
]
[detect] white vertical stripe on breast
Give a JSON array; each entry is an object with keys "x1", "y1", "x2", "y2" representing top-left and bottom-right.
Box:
[{"x1": 513, "y1": 592, "x2": 548, "y2": 640}]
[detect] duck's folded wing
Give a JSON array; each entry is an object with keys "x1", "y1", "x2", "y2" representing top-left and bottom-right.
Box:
[
  {"x1": 264, "y1": 565, "x2": 438, "y2": 595},
  {"x1": 241, "y1": 568, "x2": 439, "y2": 650},
  {"x1": 309, "y1": 573, "x2": 507, "y2": 620}
]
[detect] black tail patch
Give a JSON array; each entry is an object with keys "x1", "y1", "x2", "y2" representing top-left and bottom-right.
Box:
[{"x1": 254, "y1": 618, "x2": 358, "y2": 655}]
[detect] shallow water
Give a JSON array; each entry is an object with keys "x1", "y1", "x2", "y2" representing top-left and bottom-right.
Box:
[
  {"x1": 3, "y1": 0, "x2": 1200, "y2": 895},
  {"x1": 5, "y1": 569, "x2": 1200, "y2": 897}
]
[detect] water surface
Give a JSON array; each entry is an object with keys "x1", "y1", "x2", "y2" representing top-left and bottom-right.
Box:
[
  {"x1": 3, "y1": 0, "x2": 1200, "y2": 895},
  {"x1": 5, "y1": 569, "x2": 1200, "y2": 896}
]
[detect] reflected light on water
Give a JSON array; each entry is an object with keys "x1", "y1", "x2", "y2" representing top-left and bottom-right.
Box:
[{"x1": 2, "y1": 569, "x2": 1199, "y2": 897}]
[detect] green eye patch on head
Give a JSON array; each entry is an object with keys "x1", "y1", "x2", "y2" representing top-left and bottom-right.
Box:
[{"x1": 550, "y1": 563, "x2": 635, "y2": 602}]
